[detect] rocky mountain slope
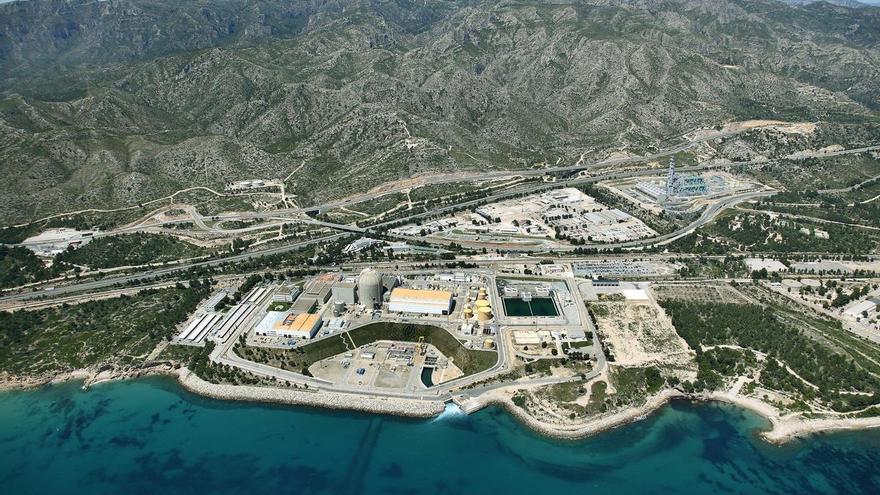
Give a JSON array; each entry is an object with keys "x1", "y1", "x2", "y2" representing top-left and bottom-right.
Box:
[{"x1": 0, "y1": 0, "x2": 878, "y2": 224}]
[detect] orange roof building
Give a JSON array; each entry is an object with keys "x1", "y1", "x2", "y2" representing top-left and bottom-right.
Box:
[
  {"x1": 256, "y1": 311, "x2": 323, "y2": 339},
  {"x1": 276, "y1": 313, "x2": 322, "y2": 339}
]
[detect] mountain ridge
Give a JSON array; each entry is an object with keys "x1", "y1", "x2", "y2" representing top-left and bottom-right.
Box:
[{"x1": 0, "y1": 0, "x2": 878, "y2": 225}]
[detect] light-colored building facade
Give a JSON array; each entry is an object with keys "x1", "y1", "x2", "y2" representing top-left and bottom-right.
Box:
[
  {"x1": 331, "y1": 282, "x2": 358, "y2": 305},
  {"x1": 388, "y1": 288, "x2": 453, "y2": 315},
  {"x1": 256, "y1": 312, "x2": 323, "y2": 339}
]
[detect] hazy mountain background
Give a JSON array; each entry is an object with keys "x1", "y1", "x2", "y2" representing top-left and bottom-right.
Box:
[{"x1": 0, "y1": 0, "x2": 878, "y2": 224}]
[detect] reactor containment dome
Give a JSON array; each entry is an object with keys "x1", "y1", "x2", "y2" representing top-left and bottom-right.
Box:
[{"x1": 358, "y1": 269, "x2": 383, "y2": 309}]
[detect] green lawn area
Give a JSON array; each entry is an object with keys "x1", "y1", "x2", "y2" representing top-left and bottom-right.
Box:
[
  {"x1": 236, "y1": 322, "x2": 498, "y2": 377},
  {"x1": 236, "y1": 333, "x2": 352, "y2": 374},
  {"x1": 268, "y1": 302, "x2": 292, "y2": 312},
  {"x1": 348, "y1": 322, "x2": 498, "y2": 375},
  {"x1": 299, "y1": 334, "x2": 351, "y2": 365},
  {"x1": 548, "y1": 381, "x2": 585, "y2": 403}
]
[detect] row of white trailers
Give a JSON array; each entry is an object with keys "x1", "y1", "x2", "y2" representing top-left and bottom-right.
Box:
[{"x1": 175, "y1": 286, "x2": 271, "y2": 344}]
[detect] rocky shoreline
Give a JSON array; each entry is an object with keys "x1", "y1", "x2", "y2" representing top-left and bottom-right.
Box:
[
  {"x1": 464, "y1": 388, "x2": 686, "y2": 441},
  {"x1": 4, "y1": 368, "x2": 880, "y2": 444},
  {"x1": 705, "y1": 391, "x2": 880, "y2": 444},
  {"x1": 0, "y1": 366, "x2": 170, "y2": 391},
  {"x1": 176, "y1": 369, "x2": 446, "y2": 418},
  {"x1": 459, "y1": 387, "x2": 880, "y2": 445}
]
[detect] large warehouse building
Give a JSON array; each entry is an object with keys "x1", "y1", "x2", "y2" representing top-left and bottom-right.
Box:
[
  {"x1": 388, "y1": 288, "x2": 453, "y2": 315},
  {"x1": 255, "y1": 312, "x2": 323, "y2": 339}
]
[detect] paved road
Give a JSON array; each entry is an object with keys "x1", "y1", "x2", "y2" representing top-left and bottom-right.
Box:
[
  {"x1": 0, "y1": 233, "x2": 345, "y2": 303},
  {"x1": 0, "y1": 281, "x2": 181, "y2": 312},
  {"x1": 390, "y1": 188, "x2": 775, "y2": 253},
  {"x1": 4, "y1": 142, "x2": 874, "y2": 303},
  {"x1": 213, "y1": 317, "x2": 601, "y2": 402},
  {"x1": 0, "y1": 186, "x2": 771, "y2": 304},
  {"x1": 93, "y1": 143, "x2": 880, "y2": 237},
  {"x1": 0, "y1": 163, "x2": 739, "y2": 303}
]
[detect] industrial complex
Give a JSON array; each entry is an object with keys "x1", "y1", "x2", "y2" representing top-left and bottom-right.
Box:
[
  {"x1": 600, "y1": 160, "x2": 764, "y2": 214},
  {"x1": 390, "y1": 187, "x2": 657, "y2": 247},
  {"x1": 3, "y1": 120, "x2": 878, "y2": 458},
  {"x1": 165, "y1": 259, "x2": 660, "y2": 396}
]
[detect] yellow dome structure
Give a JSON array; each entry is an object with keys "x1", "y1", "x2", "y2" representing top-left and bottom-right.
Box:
[
  {"x1": 475, "y1": 299, "x2": 491, "y2": 309},
  {"x1": 476, "y1": 306, "x2": 493, "y2": 322},
  {"x1": 463, "y1": 307, "x2": 474, "y2": 319},
  {"x1": 483, "y1": 338, "x2": 495, "y2": 349},
  {"x1": 477, "y1": 288, "x2": 487, "y2": 300}
]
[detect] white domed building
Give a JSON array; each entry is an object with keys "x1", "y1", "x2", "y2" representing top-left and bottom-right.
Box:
[{"x1": 358, "y1": 269, "x2": 383, "y2": 309}]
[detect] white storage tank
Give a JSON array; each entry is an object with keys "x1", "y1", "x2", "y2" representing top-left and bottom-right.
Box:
[{"x1": 333, "y1": 301, "x2": 346, "y2": 317}]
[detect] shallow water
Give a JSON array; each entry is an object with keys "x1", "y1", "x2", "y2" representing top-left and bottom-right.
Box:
[{"x1": 1, "y1": 377, "x2": 879, "y2": 494}]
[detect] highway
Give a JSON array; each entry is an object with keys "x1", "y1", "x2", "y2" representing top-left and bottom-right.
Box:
[
  {"x1": 69, "y1": 143, "x2": 880, "y2": 238},
  {"x1": 9, "y1": 247, "x2": 876, "y2": 310},
  {"x1": 0, "y1": 162, "x2": 736, "y2": 304},
  {"x1": 0, "y1": 185, "x2": 773, "y2": 305},
  {"x1": 0, "y1": 233, "x2": 345, "y2": 303},
  {"x1": 3, "y1": 141, "x2": 876, "y2": 305},
  {"x1": 0, "y1": 281, "x2": 182, "y2": 312}
]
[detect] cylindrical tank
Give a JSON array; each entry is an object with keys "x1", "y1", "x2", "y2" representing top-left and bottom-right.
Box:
[
  {"x1": 475, "y1": 299, "x2": 491, "y2": 309},
  {"x1": 358, "y1": 269, "x2": 383, "y2": 309},
  {"x1": 333, "y1": 301, "x2": 346, "y2": 317},
  {"x1": 463, "y1": 307, "x2": 474, "y2": 319},
  {"x1": 476, "y1": 306, "x2": 493, "y2": 322},
  {"x1": 478, "y1": 288, "x2": 487, "y2": 300},
  {"x1": 483, "y1": 338, "x2": 495, "y2": 349}
]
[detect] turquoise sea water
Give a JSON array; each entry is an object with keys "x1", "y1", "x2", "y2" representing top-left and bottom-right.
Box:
[{"x1": 1, "y1": 378, "x2": 879, "y2": 494}]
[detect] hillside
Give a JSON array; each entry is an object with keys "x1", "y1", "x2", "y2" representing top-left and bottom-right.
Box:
[{"x1": 1, "y1": 0, "x2": 879, "y2": 224}]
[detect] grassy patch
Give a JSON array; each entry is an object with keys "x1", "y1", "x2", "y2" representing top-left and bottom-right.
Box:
[
  {"x1": 0, "y1": 245, "x2": 65, "y2": 289},
  {"x1": 548, "y1": 381, "x2": 586, "y2": 403},
  {"x1": 348, "y1": 322, "x2": 497, "y2": 375},
  {"x1": 708, "y1": 212, "x2": 879, "y2": 255},
  {"x1": 236, "y1": 333, "x2": 351, "y2": 375}
]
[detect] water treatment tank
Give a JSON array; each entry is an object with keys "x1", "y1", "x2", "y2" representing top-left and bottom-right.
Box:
[{"x1": 358, "y1": 269, "x2": 383, "y2": 309}]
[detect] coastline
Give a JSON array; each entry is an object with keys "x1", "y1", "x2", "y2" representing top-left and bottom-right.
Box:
[
  {"x1": 175, "y1": 369, "x2": 445, "y2": 418},
  {"x1": 1, "y1": 366, "x2": 445, "y2": 418},
  {"x1": 464, "y1": 388, "x2": 687, "y2": 441},
  {"x1": 4, "y1": 368, "x2": 880, "y2": 444},
  {"x1": 705, "y1": 391, "x2": 880, "y2": 444}
]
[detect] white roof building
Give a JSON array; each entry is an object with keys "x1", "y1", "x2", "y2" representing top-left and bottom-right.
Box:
[
  {"x1": 255, "y1": 311, "x2": 323, "y2": 339},
  {"x1": 388, "y1": 288, "x2": 453, "y2": 315},
  {"x1": 846, "y1": 299, "x2": 878, "y2": 318}
]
